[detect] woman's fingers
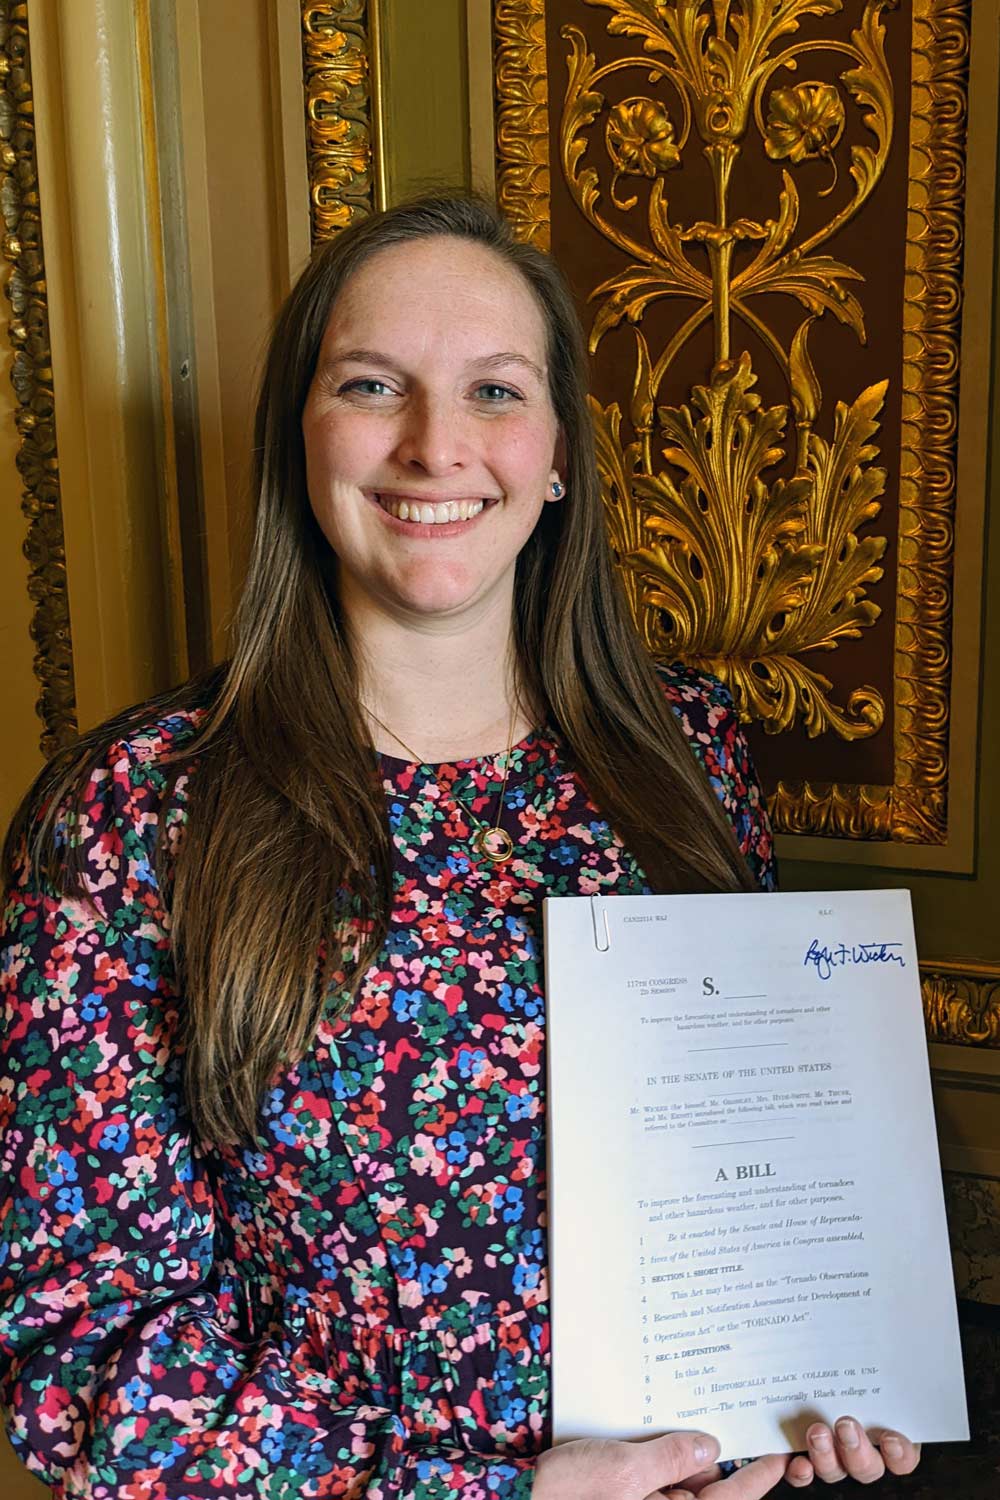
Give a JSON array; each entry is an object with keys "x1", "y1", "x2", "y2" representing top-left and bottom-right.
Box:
[
  {"x1": 739, "y1": 1425, "x2": 921, "y2": 1490},
  {"x1": 878, "y1": 1432, "x2": 921, "y2": 1475},
  {"x1": 783, "y1": 1453, "x2": 815, "y2": 1487},
  {"x1": 805, "y1": 1423, "x2": 849, "y2": 1483},
  {"x1": 652, "y1": 1454, "x2": 788, "y2": 1500},
  {"x1": 619, "y1": 1430, "x2": 720, "y2": 1497},
  {"x1": 655, "y1": 1464, "x2": 722, "y2": 1498},
  {"x1": 696, "y1": 1453, "x2": 790, "y2": 1499},
  {"x1": 835, "y1": 1417, "x2": 887, "y2": 1483},
  {"x1": 657, "y1": 1423, "x2": 919, "y2": 1499},
  {"x1": 538, "y1": 1431, "x2": 722, "y2": 1499},
  {"x1": 662, "y1": 1423, "x2": 921, "y2": 1497},
  {"x1": 807, "y1": 1418, "x2": 888, "y2": 1484},
  {"x1": 674, "y1": 1464, "x2": 724, "y2": 1495}
]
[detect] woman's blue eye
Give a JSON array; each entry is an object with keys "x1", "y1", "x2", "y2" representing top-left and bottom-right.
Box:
[
  {"x1": 340, "y1": 378, "x2": 395, "y2": 396},
  {"x1": 475, "y1": 383, "x2": 520, "y2": 402}
]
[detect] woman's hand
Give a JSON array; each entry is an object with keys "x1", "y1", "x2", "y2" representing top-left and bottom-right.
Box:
[
  {"x1": 533, "y1": 1419, "x2": 920, "y2": 1498},
  {"x1": 784, "y1": 1419, "x2": 921, "y2": 1486},
  {"x1": 533, "y1": 1431, "x2": 791, "y2": 1500}
]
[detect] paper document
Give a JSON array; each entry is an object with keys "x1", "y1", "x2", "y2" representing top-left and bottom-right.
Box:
[{"x1": 544, "y1": 889, "x2": 968, "y2": 1458}]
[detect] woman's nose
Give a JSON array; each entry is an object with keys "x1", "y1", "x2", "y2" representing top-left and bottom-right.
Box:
[{"x1": 394, "y1": 396, "x2": 468, "y2": 474}]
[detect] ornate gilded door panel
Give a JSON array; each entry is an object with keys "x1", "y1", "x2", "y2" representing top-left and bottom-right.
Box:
[{"x1": 493, "y1": 0, "x2": 997, "y2": 876}]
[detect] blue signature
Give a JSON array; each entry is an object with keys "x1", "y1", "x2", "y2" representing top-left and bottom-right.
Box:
[{"x1": 804, "y1": 938, "x2": 906, "y2": 982}]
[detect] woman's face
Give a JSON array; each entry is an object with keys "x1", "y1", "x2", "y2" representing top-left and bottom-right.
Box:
[{"x1": 302, "y1": 235, "x2": 564, "y2": 625}]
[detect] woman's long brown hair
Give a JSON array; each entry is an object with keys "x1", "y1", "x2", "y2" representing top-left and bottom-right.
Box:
[{"x1": 3, "y1": 194, "x2": 757, "y2": 1151}]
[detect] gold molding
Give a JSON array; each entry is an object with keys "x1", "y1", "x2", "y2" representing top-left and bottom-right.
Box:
[
  {"x1": 772, "y1": 0, "x2": 968, "y2": 843},
  {"x1": 300, "y1": 0, "x2": 381, "y2": 243},
  {"x1": 0, "y1": 0, "x2": 76, "y2": 757},
  {"x1": 492, "y1": 0, "x2": 971, "y2": 847},
  {"x1": 891, "y1": 0, "x2": 967, "y2": 844},
  {"x1": 922, "y1": 960, "x2": 1000, "y2": 1048},
  {"x1": 767, "y1": 780, "x2": 893, "y2": 840},
  {"x1": 494, "y1": 0, "x2": 550, "y2": 251}
]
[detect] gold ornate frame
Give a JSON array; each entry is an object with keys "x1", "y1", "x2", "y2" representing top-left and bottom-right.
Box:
[
  {"x1": 300, "y1": 0, "x2": 385, "y2": 239},
  {"x1": 921, "y1": 960, "x2": 1000, "y2": 1049},
  {"x1": 494, "y1": 0, "x2": 973, "y2": 853},
  {"x1": 0, "y1": 0, "x2": 76, "y2": 757}
]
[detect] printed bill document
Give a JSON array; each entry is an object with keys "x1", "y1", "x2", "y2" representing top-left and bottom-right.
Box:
[{"x1": 543, "y1": 889, "x2": 968, "y2": 1458}]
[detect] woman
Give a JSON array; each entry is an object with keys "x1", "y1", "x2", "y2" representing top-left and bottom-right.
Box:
[{"x1": 0, "y1": 195, "x2": 919, "y2": 1499}]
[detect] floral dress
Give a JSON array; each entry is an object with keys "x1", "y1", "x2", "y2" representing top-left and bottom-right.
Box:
[{"x1": 0, "y1": 666, "x2": 774, "y2": 1500}]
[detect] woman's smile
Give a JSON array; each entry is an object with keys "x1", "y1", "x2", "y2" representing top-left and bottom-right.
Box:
[{"x1": 368, "y1": 489, "x2": 500, "y2": 534}]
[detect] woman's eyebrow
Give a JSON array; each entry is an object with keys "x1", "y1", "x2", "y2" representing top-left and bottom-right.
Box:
[
  {"x1": 473, "y1": 353, "x2": 546, "y2": 381},
  {"x1": 320, "y1": 347, "x2": 404, "y2": 374},
  {"x1": 319, "y1": 348, "x2": 546, "y2": 381}
]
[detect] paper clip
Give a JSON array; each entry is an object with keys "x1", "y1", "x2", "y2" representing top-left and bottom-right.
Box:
[{"x1": 590, "y1": 896, "x2": 611, "y2": 952}]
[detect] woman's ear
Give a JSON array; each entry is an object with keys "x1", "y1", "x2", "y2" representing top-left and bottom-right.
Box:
[{"x1": 546, "y1": 429, "x2": 568, "y2": 503}]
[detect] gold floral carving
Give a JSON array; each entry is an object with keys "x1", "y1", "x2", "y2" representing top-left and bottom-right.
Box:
[
  {"x1": 495, "y1": 0, "x2": 551, "y2": 250},
  {"x1": 622, "y1": 357, "x2": 889, "y2": 739},
  {"x1": 774, "y1": 0, "x2": 967, "y2": 842},
  {"x1": 921, "y1": 960, "x2": 1000, "y2": 1049},
  {"x1": 560, "y1": 0, "x2": 893, "y2": 744},
  {"x1": 555, "y1": 2, "x2": 898, "y2": 743},
  {"x1": 0, "y1": 1, "x2": 77, "y2": 757},
  {"x1": 764, "y1": 82, "x2": 845, "y2": 175},
  {"x1": 494, "y1": 0, "x2": 969, "y2": 843},
  {"x1": 301, "y1": 1, "x2": 378, "y2": 240}
]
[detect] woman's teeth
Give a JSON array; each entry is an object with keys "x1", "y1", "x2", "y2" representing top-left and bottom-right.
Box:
[{"x1": 377, "y1": 495, "x2": 486, "y2": 524}]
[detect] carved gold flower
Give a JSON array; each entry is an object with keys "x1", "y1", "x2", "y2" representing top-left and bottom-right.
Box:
[
  {"x1": 764, "y1": 82, "x2": 845, "y2": 164},
  {"x1": 606, "y1": 98, "x2": 680, "y2": 179}
]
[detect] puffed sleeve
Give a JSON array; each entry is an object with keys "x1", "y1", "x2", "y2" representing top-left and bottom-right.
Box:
[
  {"x1": 659, "y1": 663, "x2": 778, "y2": 891},
  {"x1": 0, "y1": 740, "x2": 534, "y2": 1499}
]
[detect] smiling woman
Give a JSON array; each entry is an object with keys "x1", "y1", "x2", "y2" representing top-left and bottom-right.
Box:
[
  {"x1": 0, "y1": 195, "x2": 919, "y2": 1500},
  {"x1": 301, "y1": 236, "x2": 563, "y2": 637}
]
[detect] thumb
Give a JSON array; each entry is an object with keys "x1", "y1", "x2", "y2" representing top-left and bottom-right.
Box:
[{"x1": 628, "y1": 1430, "x2": 720, "y2": 1494}]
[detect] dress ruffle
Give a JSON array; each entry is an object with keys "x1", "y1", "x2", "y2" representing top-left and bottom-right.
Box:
[{"x1": 214, "y1": 1271, "x2": 547, "y2": 1458}]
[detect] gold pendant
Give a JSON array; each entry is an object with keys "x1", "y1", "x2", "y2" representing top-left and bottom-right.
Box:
[{"x1": 475, "y1": 826, "x2": 514, "y2": 863}]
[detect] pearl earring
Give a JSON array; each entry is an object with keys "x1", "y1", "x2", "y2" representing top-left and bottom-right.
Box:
[{"x1": 551, "y1": 480, "x2": 565, "y2": 499}]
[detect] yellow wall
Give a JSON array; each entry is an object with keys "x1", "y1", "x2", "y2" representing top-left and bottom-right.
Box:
[
  {"x1": 190, "y1": 0, "x2": 303, "y2": 607},
  {"x1": 379, "y1": 1, "x2": 471, "y2": 201}
]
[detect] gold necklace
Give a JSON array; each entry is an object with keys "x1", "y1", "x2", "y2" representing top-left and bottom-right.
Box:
[{"x1": 365, "y1": 705, "x2": 518, "y2": 864}]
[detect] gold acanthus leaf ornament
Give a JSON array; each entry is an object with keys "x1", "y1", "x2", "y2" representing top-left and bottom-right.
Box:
[
  {"x1": 921, "y1": 963, "x2": 1000, "y2": 1049},
  {"x1": 597, "y1": 352, "x2": 887, "y2": 739},
  {"x1": 496, "y1": 0, "x2": 967, "y2": 836},
  {"x1": 558, "y1": 0, "x2": 899, "y2": 744}
]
